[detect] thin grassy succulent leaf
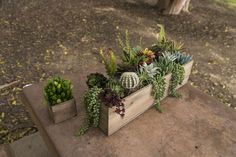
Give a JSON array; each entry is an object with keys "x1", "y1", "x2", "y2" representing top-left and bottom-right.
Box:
[
  {"x1": 99, "y1": 48, "x2": 117, "y2": 77},
  {"x1": 157, "y1": 24, "x2": 166, "y2": 42}
]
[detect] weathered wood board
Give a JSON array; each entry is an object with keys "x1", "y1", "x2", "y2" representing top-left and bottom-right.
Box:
[
  {"x1": 49, "y1": 99, "x2": 77, "y2": 123},
  {"x1": 99, "y1": 60, "x2": 194, "y2": 135}
]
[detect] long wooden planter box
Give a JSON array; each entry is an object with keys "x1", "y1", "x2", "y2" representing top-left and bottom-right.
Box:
[{"x1": 99, "y1": 60, "x2": 194, "y2": 135}]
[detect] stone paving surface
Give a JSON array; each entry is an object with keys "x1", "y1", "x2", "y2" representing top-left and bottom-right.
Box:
[
  {"x1": 0, "y1": 144, "x2": 13, "y2": 157},
  {"x1": 10, "y1": 133, "x2": 52, "y2": 157}
]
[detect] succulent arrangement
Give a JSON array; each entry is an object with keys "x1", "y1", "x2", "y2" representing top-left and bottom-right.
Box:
[
  {"x1": 78, "y1": 24, "x2": 193, "y2": 136},
  {"x1": 44, "y1": 76, "x2": 73, "y2": 106}
]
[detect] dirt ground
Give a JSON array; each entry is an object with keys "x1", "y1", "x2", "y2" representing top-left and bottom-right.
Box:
[{"x1": 0, "y1": 0, "x2": 236, "y2": 144}]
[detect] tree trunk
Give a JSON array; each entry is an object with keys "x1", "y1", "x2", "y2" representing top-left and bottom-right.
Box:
[
  {"x1": 158, "y1": 0, "x2": 191, "y2": 15},
  {"x1": 182, "y1": 0, "x2": 190, "y2": 12}
]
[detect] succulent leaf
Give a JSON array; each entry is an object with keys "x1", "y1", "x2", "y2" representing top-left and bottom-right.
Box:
[
  {"x1": 44, "y1": 76, "x2": 73, "y2": 106},
  {"x1": 173, "y1": 52, "x2": 193, "y2": 65}
]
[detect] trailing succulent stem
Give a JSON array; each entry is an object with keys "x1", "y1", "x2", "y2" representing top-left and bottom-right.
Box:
[
  {"x1": 170, "y1": 63, "x2": 185, "y2": 97},
  {"x1": 44, "y1": 76, "x2": 73, "y2": 106},
  {"x1": 151, "y1": 75, "x2": 166, "y2": 113},
  {"x1": 77, "y1": 87, "x2": 102, "y2": 136}
]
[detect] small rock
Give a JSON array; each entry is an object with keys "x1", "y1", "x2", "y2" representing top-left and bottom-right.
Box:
[{"x1": 213, "y1": 82, "x2": 219, "y2": 86}]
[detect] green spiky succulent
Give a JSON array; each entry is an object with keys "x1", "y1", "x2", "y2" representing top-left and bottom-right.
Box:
[
  {"x1": 139, "y1": 62, "x2": 159, "y2": 78},
  {"x1": 162, "y1": 52, "x2": 177, "y2": 62},
  {"x1": 117, "y1": 30, "x2": 144, "y2": 70},
  {"x1": 86, "y1": 73, "x2": 108, "y2": 89},
  {"x1": 155, "y1": 57, "x2": 174, "y2": 76},
  {"x1": 44, "y1": 76, "x2": 73, "y2": 106},
  {"x1": 173, "y1": 52, "x2": 193, "y2": 65},
  {"x1": 150, "y1": 24, "x2": 183, "y2": 58}
]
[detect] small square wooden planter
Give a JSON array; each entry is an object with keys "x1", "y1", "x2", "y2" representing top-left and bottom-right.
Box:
[
  {"x1": 48, "y1": 99, "x2": 77, "y2": 124},
  {"x1": 99, "y1": 60, "x2": 194, "y2": 135}
]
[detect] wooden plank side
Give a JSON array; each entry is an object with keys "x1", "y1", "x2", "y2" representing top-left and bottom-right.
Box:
[
  {"x1": 99, "y1": 104, "x2": 109, "y2": 134},
  {"x1": 50, "y1": 99, "x2": 77, "y2": 124},
  {"x1": 108, "y1": 99, "x2": 155, "y2": 135},
  {"x1": 178, "y1": 60, "x2": 194, "y2": 88}
]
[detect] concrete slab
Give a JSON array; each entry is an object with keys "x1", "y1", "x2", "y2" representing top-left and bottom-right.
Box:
[
  {"x1": 10, "y1": 133, "x2": 52, "y2": 157},
  {"x1": 22, "y1": 73, "x2": 236, "y2": 157},
  {"x1": 0, "y1": 144, "x2": 13, "y2": 157}
]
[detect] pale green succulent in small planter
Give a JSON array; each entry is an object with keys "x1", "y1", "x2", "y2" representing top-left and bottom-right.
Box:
[
  {"x1": 44, "y1": 76, "x2": 77, "y2": 123},
  {"x1": 120, "y1": 72, "x2": 140, "y2": 89}
]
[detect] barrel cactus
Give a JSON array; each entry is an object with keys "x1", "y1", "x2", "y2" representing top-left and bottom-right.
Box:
[{"x1": 120, "y1": 72, "x2": 139, "y2": 89}]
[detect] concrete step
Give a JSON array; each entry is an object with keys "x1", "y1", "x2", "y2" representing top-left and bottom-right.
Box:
[
  {"x1": 0, "y1": 144, "x2": 13, "y2": 157},
  {"x1": 9, "y1": 132, "x2": 53, "y2": 157}
]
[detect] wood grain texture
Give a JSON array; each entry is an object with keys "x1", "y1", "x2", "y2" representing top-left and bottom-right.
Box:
[
  {"x1": 49, "y1": 99, "x2": 77, "y2": 124},
  {"x1": 99, "y1": 60, "x2": 194, "y2": 135},
  {"x1": 178, "y1": 60, "x2": 194, "y2": 88}
]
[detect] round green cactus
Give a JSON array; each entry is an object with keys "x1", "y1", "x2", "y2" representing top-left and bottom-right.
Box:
[{"x1": 120, "y1": 72, "x2": 139, "y2": 89}]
